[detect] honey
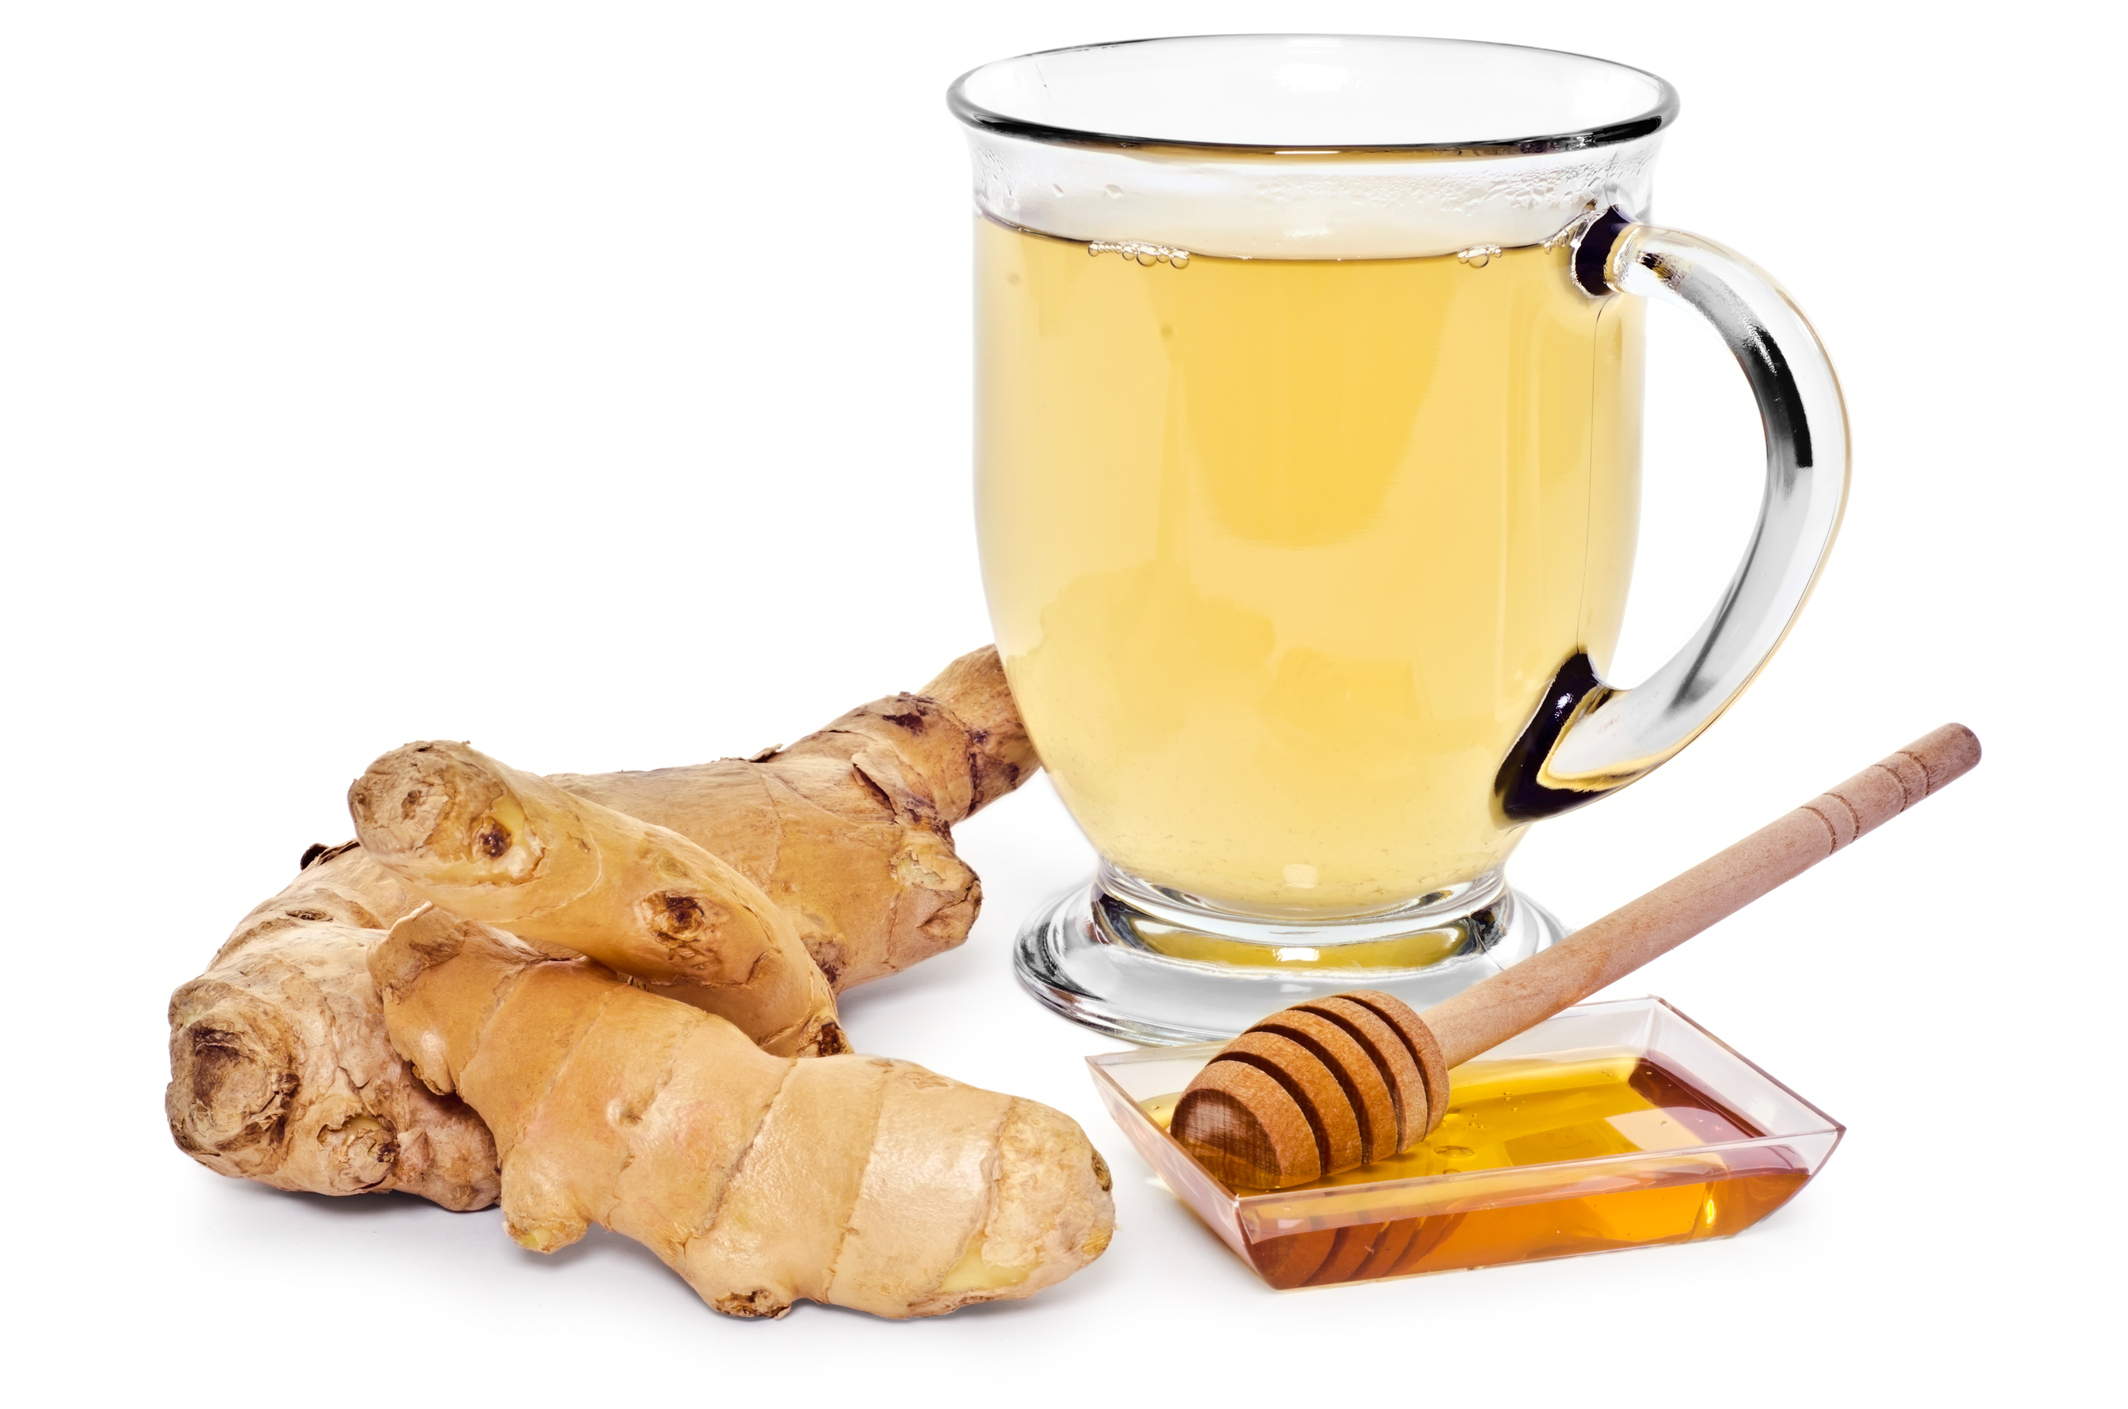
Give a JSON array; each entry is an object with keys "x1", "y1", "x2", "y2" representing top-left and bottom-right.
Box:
[{"x1": 1143, "y1": 1052, "x2": 1811, "y2": 1289}]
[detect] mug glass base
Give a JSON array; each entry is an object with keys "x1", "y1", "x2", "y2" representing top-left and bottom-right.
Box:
[{"x1": 1013, "y1": 864, "x2": 1568, "y2": 1046}]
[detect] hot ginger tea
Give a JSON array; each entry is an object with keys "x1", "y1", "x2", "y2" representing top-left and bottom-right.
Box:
[
  {"x1": 976, "y1": 218, "x2": 1644, "y2": 914},
  {"x1": 1144, "y1": 1052, "x2": 1808, "y2": 1290}
]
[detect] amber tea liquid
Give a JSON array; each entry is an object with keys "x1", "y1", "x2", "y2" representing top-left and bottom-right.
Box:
[{"x1": 976, "y1": 219, "x2": 1644, "y2": 914}]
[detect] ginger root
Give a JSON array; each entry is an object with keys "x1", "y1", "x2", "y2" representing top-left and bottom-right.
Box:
[
  {"x1": 167, "y1": 648, "x2": 1038, "y2": 1207},
  {"x1": 350, "y1": 742, "x2": 843, "y2": 1058},
  {"x1": 556, "y1": 644, "x2": 1036, "y2": 988},
  {"x1": 374, "y1": 906, "x2": 1113, "y2": 1318},
  {"x1": 166, "y1": 845, "x2": 499, "y2": 1208}
]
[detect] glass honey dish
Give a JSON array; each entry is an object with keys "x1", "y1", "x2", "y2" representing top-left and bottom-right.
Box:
[{"x1": 1087, "y1": 997, "x2": 1843, "y2": 1290}]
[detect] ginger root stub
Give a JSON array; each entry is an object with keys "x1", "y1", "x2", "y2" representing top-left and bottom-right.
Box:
[
  {"x1": 350, "y1": 740, "x2": 843, "y2": 1058},
  {"x1": 165, "y1": 845, "x2": 499, "y2": 1208},
  {"x1": 372, "y1": 907, "x2": 1114, "y2": 1319}
]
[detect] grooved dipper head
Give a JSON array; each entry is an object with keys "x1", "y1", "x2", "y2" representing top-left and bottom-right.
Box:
[{"x1": 1170, "y1": 988, "x2": 1448, "y2": 1190}]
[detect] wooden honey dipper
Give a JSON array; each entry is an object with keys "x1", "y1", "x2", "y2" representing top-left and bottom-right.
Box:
[{"x1": 1172, "y1": 723, "x2": 1982, "y2": 1190}]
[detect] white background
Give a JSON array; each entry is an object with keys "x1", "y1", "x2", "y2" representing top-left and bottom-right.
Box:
[{"x1": 4, "y1": 1, "x2": 2119, "y2": 1403}]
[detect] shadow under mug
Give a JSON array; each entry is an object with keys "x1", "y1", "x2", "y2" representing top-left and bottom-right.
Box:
[{"x1": 955, "y1": 36, "x2": 1846, "y2": 1043}]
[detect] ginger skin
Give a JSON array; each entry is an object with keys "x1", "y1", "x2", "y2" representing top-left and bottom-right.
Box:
[
  {"x1": 373, "y1": 907, "x2": 1114, "y2": 1319},
  {"x1": 166, "y1": 846, "x2": 499, "y2": 1208},
  {"x1": 167, "y1": 648, "x2": 1039, "y2": 1207},
  {"x1": 349, "y1": 742, "x2": 844, "y2": 1058},
  {"x1": 556, "y1": 645, "x2": 1037, "y2": 989}
]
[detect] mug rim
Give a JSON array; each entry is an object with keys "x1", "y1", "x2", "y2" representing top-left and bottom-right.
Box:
[{"x1": 947, "y1": 34, "x2": 1679, "y2": 159}]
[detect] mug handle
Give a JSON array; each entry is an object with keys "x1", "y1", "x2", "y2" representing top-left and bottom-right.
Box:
[{"x1": 1495, "y1": 210, "x2": 1851, "y2": 821}]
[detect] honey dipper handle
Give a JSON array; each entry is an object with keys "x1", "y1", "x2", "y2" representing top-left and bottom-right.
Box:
[{"x1": 1422, "y1": 723, "x2": 1982, "y2": 1069}]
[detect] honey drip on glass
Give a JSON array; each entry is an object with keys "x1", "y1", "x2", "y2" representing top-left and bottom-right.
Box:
[{"x1": 1144, "y1": 1053, "x2": 1810, "y2": 1289}]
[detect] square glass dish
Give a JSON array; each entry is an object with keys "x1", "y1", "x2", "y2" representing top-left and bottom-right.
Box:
[{"x1": 1088, "y1": 996, "x2": 1843, "y2": 1290}]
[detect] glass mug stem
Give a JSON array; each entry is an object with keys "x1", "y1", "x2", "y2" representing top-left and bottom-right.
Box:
[
  {"x1": 957, "y1": 38, "x2": 1847, "y2": 1042},
  {"x1": 1018, "y1": 864, "x2": 1569, "y2": 1046}
]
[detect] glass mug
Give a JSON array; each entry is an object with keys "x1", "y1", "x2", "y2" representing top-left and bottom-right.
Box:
[{"x1": 953, "y1": 36, "x2": 1846, "y2": 1042}]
